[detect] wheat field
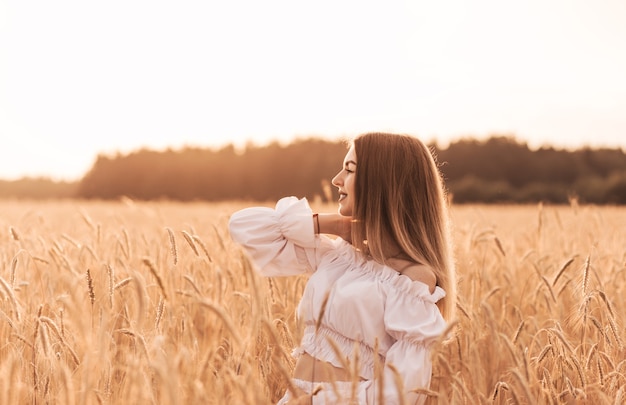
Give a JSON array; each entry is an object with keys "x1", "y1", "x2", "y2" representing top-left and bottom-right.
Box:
[{"x1": 0, "y1": 198, "x2": 625, "y2": 404}]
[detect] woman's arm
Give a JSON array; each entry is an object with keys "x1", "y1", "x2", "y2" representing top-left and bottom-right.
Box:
[
  {"x1": 315, "y1": 213, "x2": 353, "y2": 243},
  {"x1": 229, "y1": 197, "x2": 321, "y2": 276}
]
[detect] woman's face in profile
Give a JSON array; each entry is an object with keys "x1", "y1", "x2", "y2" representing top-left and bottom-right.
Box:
[{"x1": 331, "y1": 145, "x2": 357, "y2": 217}]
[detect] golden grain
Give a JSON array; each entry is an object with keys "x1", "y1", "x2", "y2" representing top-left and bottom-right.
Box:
[
  {"x1": 582, "y1": 254, "x2": 591, "y2": 295},
  {"x1": 192, "y1": 234, "x2": 213, "y2": 262},
  {"x1": 114, "y1": 277, "x2": 133, "y2": 291},
  {"x1": 9, "y1": 226, "x2": 20, "y2": 241},
  {"x1": 165, "y1": 227, "x2": 178, "y2": 265},
  {"x1": 491, "y1": 381, "x2": 509, "y2": 401},
  {"x1": 0, "y1": 276, "x2": 20, "y2": 321},
  {"x1": 155, "y1": 295, "x2": 165, "y2": 330},
  {"x1": 571, "y1": 356, "x2": 587, "y2": 388},
  {"x1": 607, "y1": 315, "x2": 624, "y2": 351},
  {"x1": 9, "y1": 252, "x2": 19, "y2": 287},
  {"x1": 38, "y1": 321, "x2": 51, "y2": 356},
  {"x1": 512, "y1": 319, "x2": 525, "y2": 344},
  {"x1": 510, "y1": 367, "x2": 534, "y2": 404},
  {"x1": 62, "y1": 233, "x2": 81, "y2": 249},
  {"x1": 197, "y1": 298, "x2": 242, "y2": 347},
  {"x1": 39, "y1": 316, "x2": 80, "y2": 366},
  {"x1": 86, "y1": 268, "x2": 95, "y2": 306},
  {"x1": 183, "y1": 274, "x2": 202, "y2": 295},
  {"x1": 494, "y1": 236, "x2": 506, "y2": 256},
  {"x1": 32, "y1": 256, "x2": 50, "y2": 264},
  {"x1": 0, "y1": 201, "x2": 624, "y2": 404},
  {"x1": 260, "y1": 318, "x2": 292, "y2": 364},
  {"x1": 553, "y1": 257, "x2": 575, "y2": 286},
  {"x1": 536, "y1": 345, "x2": 553, "y2": 364},
  {"x1": 143, "y1": 258, "x2": 168, "y2": 300},
  {"x1": 122, "y1": 228, "x2": 130, "y2": 258},
  {"x1": 541, "y1": 275, "x2": 557, "y2": 303},
  {"x1": 455, "y1": 302, "x2": 471, "y2": 320},
  {"x1": 181, "y1": 230, "x2": 199, "y2": 256}
]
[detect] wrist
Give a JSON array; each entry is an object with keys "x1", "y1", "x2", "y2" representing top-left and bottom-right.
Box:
[
  {"x1": 316, "y1": 213, "x2": 352, "y2": 240},
  {"x1": 312, "y1": 213, "x2": 320, "y2": 234}
]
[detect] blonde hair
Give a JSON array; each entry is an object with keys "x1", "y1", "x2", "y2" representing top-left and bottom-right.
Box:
[{"x1": 351, "y1": 132, "x2": 457, "y2": 321}]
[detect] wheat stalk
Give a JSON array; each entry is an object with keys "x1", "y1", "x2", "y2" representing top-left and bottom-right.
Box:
[
  {"x1": 582, "y1": 254, "x2": 591, "y2": 295},
  {"x1": 494, "y1": 236, "x2": 506, "y2": 256},
  {"x1": 9, "y1": 226, "x2": 20, "y2": 241},
  {"x1": 86, "y1": 269, "x2": 95, "y2": 306},
  {"x1": 143, "y1": 258, "x2": 168, "y2": 299},
  {"x1": 512, "y1": 319, "x2": 525, "y2": 344},
  {"x1": 155, "y1": 295, "x2": 165, "y2": 330},
  {"x1": 181, "y1": 230, "x2": 199, "y2": 256},
  {"x1": 114, "y1": 277, "x2": 133, "y2": 291},
  {"x1": 183, "y1": 275, "x2": 202, "y2": 295},
  {"x1": 10, "y1": 253, "x2": 19, "y2": 288},
  {"x1": 165, "y1": 227, "x2": 178, "y2": 265},
  {"x1": 106, "y1": 264, "x2": 115, "y2": 308},
  {"x1": 62, "y1": 233, "x2": 81, "y2": 248},
  {"x1": 535, "y1": 345, "x2": 553, "y2": 364},
  {"x1": 553, "y1": 257, "x2": 575, "y2": 286},
  {"x1": 192, "y1": 234, "x2": 212, "y2": 262},
  {"x1": 197, "y1": 299, "x2": 242, "y2": 347},
  {"x1": 0, "y1": 276, "x2": 20, "y2": 321},
  {"x1": 38, "y1": 316, "x2": 80, "y2": 366}
]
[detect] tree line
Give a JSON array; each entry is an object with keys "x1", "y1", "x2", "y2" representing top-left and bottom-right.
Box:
[{"x1": 2, "y1": 136, "x2": 626, "y2": 204}]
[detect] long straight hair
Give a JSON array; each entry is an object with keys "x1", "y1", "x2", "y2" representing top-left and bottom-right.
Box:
[{"x1": 351, "y1": 132, "x2": 456, "y2": 321}]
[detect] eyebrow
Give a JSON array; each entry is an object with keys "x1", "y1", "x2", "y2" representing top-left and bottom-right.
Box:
[{"x1": 344, "y1": 160, "x2": 357, "y2": 167}]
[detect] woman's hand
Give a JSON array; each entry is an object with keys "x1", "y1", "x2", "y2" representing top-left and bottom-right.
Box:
[{"x1": 315, "y1": 214, "x2": 352, "y2": 243}]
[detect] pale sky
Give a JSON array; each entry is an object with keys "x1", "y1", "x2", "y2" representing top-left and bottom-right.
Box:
[{"x1": 1, "y1": 0, "x2": 625, "y2": 181}]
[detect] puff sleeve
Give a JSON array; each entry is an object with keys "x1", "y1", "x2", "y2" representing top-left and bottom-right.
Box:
[
  {"x1": 228, "y1": 197, "x2": 330, "y2": 277},
  {"x1": 380, "y1": 282, "x2": 447, "y2": 405}
]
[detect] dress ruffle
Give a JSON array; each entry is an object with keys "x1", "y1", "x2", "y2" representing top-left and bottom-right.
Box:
[
  {"x1": 299, "y1": 323, "x2": 386, "y2": 380},
  {"x1": 318, "y1": 237, "x2": 446, "y2": 303}
]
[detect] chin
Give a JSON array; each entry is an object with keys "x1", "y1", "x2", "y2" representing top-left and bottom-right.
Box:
[{"x1": 338, "y1": 204, "x2": 352, "y2": 217}]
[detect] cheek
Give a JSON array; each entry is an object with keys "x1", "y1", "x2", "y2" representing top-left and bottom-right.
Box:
[{"x1": 347, "y1": 177, "x2": 355, "y2": 193}]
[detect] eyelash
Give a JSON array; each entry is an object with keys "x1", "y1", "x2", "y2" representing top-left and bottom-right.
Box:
[{"x1": 345, "y1": 168, "x2": 354, "y2": 174}]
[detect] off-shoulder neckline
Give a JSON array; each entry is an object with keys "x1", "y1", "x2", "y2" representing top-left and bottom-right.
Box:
[
  {"x1": 385, "y1": 266, "x2": 438, "y2": 294},
  {"x1": 384, "y1": 258, "x2": 437, "y2": 294},
  {"x1": 379, "y1": 263, "x2": 446, "y2": 300},
  {"x1": 327, "y1": 237, "x2": 447, "y2": 302}
]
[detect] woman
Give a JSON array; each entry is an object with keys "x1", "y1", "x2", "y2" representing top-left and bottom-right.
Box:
[{"x1": 228, "y1": 132, "x2": 456, "y2": 404}]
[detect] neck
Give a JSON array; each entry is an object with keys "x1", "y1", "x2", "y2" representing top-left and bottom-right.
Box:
[{"x1": 380, "y1": 240, "x2": 407, "y2": 261}]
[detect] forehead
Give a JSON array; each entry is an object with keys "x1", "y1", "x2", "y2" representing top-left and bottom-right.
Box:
[{"x1": 344, "y1": 145, "x2": 357, "y2": 163}]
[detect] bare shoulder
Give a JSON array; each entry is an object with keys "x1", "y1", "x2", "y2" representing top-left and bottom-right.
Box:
[{"x1": 388, "y1": 259, "x2": 437, "y2": 293}]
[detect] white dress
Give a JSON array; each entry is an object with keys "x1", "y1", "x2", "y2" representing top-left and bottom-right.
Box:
[{"x1": 228, "y1": 197, "x2": 447, "y2": 405}]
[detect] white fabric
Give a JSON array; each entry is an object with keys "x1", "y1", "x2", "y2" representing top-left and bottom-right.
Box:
[{"x1": 229, "y1": 197, "x2": 447, "y2": 405}]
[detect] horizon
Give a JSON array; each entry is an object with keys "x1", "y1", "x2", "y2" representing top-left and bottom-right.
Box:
[
  {"x1": 2, "y1": 0, "x2": 625, "y2": 181},
  {"x1": 1, "y1": 133, "x2": 624, "y2": 183}
]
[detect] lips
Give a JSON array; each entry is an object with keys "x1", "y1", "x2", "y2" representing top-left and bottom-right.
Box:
[{"x1": 338, "y1": 191, "x2": 347, "y2": 201}]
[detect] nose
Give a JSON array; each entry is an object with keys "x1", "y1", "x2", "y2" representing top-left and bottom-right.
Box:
[{"x1": 331, "y1": 170, "x2": 343, "y2": 187}]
